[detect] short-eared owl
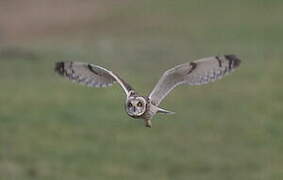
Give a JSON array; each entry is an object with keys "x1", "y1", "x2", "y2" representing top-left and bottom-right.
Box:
[{"x1": 55, "y1": 55, "x2": 241, "y2": 128}]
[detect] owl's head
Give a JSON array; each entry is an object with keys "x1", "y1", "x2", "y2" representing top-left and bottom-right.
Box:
[{"x1": 125, "y1": 96, "x2": 147, "y2": 117}]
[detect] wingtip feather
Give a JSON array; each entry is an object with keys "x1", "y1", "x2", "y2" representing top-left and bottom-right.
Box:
[
  {"x1": 224, "y1": 54, "x2": 241, "y2": 68},
  {"x1": 55, "y1": 61, "x2": 66, "y2": 76}
]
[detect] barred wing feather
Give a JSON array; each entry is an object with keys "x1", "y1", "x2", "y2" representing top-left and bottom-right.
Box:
[
  {"x1": 55, "y1": 61, "x2": 133, "y2": 96},
  {"x1": 149, "y1": 55, "x2": 241, "y2": 106}
]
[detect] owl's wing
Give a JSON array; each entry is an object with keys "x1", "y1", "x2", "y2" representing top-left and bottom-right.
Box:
[
  {"x1": 55, "y1": 61, "x2": 134, "y2": 96},
  {"x1": 149, "y1": 55, "x2": 241, "y2": 106}
]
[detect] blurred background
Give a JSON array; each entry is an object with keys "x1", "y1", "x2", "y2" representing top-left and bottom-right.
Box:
[{"x1": 0, "y1": 0, "x2": 282, "y2": 179}]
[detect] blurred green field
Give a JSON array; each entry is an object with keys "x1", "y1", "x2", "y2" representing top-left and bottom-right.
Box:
[{"x1": 1, "y1": 0, "x2": 283, "y2": 179}]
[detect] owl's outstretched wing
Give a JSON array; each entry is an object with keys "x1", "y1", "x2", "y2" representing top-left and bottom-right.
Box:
[
  {"x1": 55, "y1": 61, "x2": 134, "y2": 96},
  {"x1": 149, "y1": 55, "x2": 241, "y2": 106}
]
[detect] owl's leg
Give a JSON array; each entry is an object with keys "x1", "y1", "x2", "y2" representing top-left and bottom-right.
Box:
[{"x1": 144, "y1": 119, "x2": 152, "y2": 128}]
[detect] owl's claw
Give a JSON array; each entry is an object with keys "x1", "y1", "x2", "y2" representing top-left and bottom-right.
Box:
[{"x1": 145, "y1": 119, "x2": 152, "y2": 128}]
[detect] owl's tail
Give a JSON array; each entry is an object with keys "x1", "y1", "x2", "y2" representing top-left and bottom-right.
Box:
[{"x1": 156, "y1": 106, "x2": 175, "y2": 115}]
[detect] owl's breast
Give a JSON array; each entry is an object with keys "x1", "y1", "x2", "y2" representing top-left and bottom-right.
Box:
[{"x1": 140, "y1": 103, "x2": 157, "y2": 120}]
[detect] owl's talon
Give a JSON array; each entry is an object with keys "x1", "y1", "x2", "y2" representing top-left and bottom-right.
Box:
[{"x1": 145, "y1": 120, "x2": 152, "y2": 128}]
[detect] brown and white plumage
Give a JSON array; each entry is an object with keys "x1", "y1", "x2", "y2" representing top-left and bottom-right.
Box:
[
  {"x1": 55, "y1": 61, "x2": 133, "y2": 96},
  {"x1": 149, "y1": 55, "x2": 241, "y2": 106},
  {"x1": 55, "y1": 55, "x2": 241, "y2": 128}
]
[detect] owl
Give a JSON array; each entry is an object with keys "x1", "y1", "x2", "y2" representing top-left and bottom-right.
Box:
[{"x1": 55, "y1": 55, "x2": 241, "y2": 128}]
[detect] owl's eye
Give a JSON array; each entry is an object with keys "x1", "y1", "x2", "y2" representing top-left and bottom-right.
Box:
[
  {"x1": 137, "y1": 102, "x2": 143, "y2": 107},
  {"x1": 128, "y1": 102, "x2": 132, "y2": 107}
]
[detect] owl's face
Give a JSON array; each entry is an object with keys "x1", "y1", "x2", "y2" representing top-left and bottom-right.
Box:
[{"x1": 125, "y1": 96, "x2": 147, "y2": 117}]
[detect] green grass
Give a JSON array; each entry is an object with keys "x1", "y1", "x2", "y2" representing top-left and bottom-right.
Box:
[{"x1": 1, "y1": 0, "x2": 283, "y2": 179}]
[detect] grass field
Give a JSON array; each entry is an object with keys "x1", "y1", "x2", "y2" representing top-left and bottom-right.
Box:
[{"x1": 0, "y1": 0, "x2": 283, "y2": 179}]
